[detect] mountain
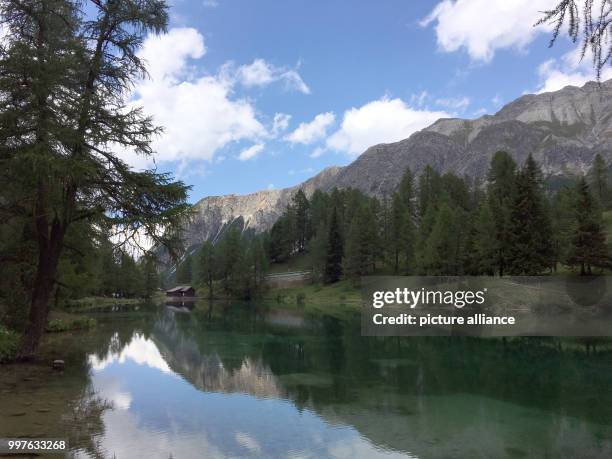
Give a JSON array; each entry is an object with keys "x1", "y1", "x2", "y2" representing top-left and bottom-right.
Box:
[
  {"x1": 184, "y1": 79, "x2": 612, "y2": 248},
  {"x1": 182, "y1": 166, "x2": 341, "y2": 248}
]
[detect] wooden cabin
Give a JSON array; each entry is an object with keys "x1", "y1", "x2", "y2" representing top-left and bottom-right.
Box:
[{"x1": 166, "y1": 285, "x2": 196, "y2": 297}]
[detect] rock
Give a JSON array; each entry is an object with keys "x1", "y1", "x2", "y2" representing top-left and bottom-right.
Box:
[
  {"x1": 52, "y1": 359, "x2": 65, "y2": 371},
  {"x1": 173, "y1": 79, "x2": 612, "y2": 253}
]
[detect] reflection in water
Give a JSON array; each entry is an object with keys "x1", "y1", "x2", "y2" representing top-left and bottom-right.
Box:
[
  {"x1": 89, "y1": 332, "x2": 175, "y2": 375},
  {"x1": 85, "y1": 322, "x2": 405, "y2": 457},
  {"x1": 1, "y1": 304, "x2": 612, "y2": 458}
]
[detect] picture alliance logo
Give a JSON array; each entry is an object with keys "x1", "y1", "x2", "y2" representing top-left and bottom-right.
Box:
[{"x1": 372, "y1": 288, "x2": 488, "y2": 310}]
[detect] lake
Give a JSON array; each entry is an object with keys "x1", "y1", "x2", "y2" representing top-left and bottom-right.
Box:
[{"x1": 1, "y1": 302, "x2": 611, "y2": 458}]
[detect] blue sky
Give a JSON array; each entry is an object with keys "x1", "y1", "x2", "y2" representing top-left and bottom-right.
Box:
[{"x1": 121, "y1": 0, "x2": 607, "y2": 202}]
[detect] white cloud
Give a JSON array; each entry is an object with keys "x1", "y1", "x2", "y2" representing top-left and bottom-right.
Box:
[
  {"x1": 236, "y1": 59, "x2": 310, "y2": 94},
  {"x1": 138, "y1": 28, "x2": 206, "y2": 82},
  {"x1": 435, "y1": 96, "x2": 470, "y2": 111},
  {"x1": 272, "y1": 113, "x2": 291, "y2": 135},
  {"x1": 122, "y1": 28, "x2": 271, "y2": 168},
  {"x1": 410, "y1": 90, "x2": 429, "y2": 107},
  {"x1": 310, "y1": 147, "x2": 326, "y2": 158},
  {"x1": 326, "y1": 98, "x2": 449, "y2": 156},
  {"x1": 422, "y1": 0, "x2": 556, "y2": 62},
  {"x1": 238, "y1": 143, "x2": 264, "y2": 161},
  {"x1": 203, "y1": 0, "x2": 218, "y2": 7},
  {"x1": 536, "y1": 46, "x2": 612, "y2": 93},
  {"x1": 285, "y1": 112, "x2": 335, "y2": 145}
]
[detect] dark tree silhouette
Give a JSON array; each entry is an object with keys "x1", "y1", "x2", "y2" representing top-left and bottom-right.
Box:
[{"x1": 536, "y1": 0, "x2": 612, "y2": 79}]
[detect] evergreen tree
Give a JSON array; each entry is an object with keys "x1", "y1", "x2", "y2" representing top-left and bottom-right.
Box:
[
  {"x1": 216, "y1": 227, "x2": 243, "y2": 294},
  {"x1": 588, "y1": 154, "x2": 610, "y2": 209},
  {"x1": 551, "y1": 185, "x2": 578, "y2": 270},
  {"x1": 176, "y1": 254, "x2": 193, "y2": 285},
  {"x1": 472, "y1": 203, "x2": 497, "y2": 275},
  {"x1": 0, "y1": 0, "x2": 189, "y2": 358},
  {"x1": 420, "y1": 202, "x2": 461, "y2": 275},
  {"x1": 195, "y1": 241, "x2": 216, "y2": 298},
  {"x1": 324, "y1": 207, "x2": 343, "y2": 283},
  {"x1": 292, "y1": 190, "x2": 310, "y2": 252},
  {"x1": 388, "y1": 167, "x2": 416, "y2": 274},
  {"x1": 117, "y1": 253, "x2": 143, "y2": 298},
  {"x1": 507, "y1": 155, "x2": 554, "y2": 275},
  {"x1": 567, "y1": 178, "x2": 611, "y2": 274},
  {"x1": 247, "y1": 236, "x2": 268, "y2": 297},
  {"x1": 414, "y1": 204, "x2": 437, "y2": 274},
  {"x1": 390, "y1": 194, "x2": 405, "y2": 273},
  {"x1": 344, "y1": 202, "x2": 379, "y2": 280},
  {"x1": 141, "y1": 255, "x2": 159, "y2": 299},
  {"x1": 418, "y1": 165, "x2": 442, "y2": 219},
  {"x1": 269, "y1": 213, "x2": 294, "y2": 263},
  {"x1": 441, "y1": 173, "x2": 471, "y2": 211},
  {"x1": 487, "y1": 151, "x2": 517, "y2": 276},
  {"x1": 309, "y1": 222, "x2": 329, "y2": 282},
  {"x1": 309, "y1": 190, "x2": 330, "y2": 234}
]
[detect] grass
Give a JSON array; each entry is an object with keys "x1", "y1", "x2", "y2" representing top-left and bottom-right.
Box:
[
  {"x1": 263, "y1": 279, "x2": 362, "y2": 317},
  {"x1": 46, "y1": 311, "x2": 96, "y2": 333},
  {"x1": 0, "y1": 325, "x2": 19, "y2": 362},
  {"x1": 65, "y1": 295, "x2": 154, "y2": 311},
  {"x1": 267, "y1": 253, "x2": 312, "y2": 274}
]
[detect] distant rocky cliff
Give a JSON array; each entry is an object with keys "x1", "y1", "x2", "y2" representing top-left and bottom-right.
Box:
[
  {"x1": 182, "y1": 166, "x2": 340, "y2": 248},
  {"x1": 184, "y1": 79, "x2": 612, "y2": 248}
]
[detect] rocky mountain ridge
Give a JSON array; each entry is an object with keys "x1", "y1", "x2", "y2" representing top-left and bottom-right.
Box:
[{"x1": 184, "y1": 79, "x2": 612, "y2": 248}]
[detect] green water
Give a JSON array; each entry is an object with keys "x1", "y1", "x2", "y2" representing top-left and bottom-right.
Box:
[{"x1": 1, "y1": 302, "x2": 612, "y2": 458}]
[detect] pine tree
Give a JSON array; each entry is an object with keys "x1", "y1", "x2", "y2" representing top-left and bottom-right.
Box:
[
  {"x1": 588, "y1": 154, "x2": 610, "y2": 209},
  {"x1": 309, "y1": 221, "x2": 329, "y2": 282},
  {"x1": 344, "y1": 202, "x2": 379, "y2": 280},
  {"x1": 487, "y1": 151, "x2": 517, "y2": 276},
  {"x1": 292, "y1": 190, "x2": 310, "y2": 252},
  {"x1": 141, "y1": 255, "x2": 159, "y2": 299},
  {"x1": 248, "y1": 236, "x2": 268, "y2": 296},
  {"x1": 269, "y1": 214, "x2": 293, "y2": 263},
  {"x1": 388, "y1": 167, "x2": 416, "y2": 274},
  {"x1": 472, "y1": 203, "x2": 497, "y2": 275},
  {"x1": 415, "y1": 204, "x2": 437, "y2": 274},
  {"x1": 309, "y1": 190, "x2": 330, "y2": 234},
  {"x1": 507, "y1": 155, "x2": 554, "y2": 275},
  {"x1": 390, "y1": 194, "x2": 405, "y2": 273},
  {"x1": 195, "y1": 241, "x2": 216, "y2": 298},
  {"x1": 420, "y1": 202, "x2": 460, "y2": 275},
  {"x1": 324, "y1": 207, "x2": 343, "y2": 284},
  {"x1": 418, "y1": 165, "x2": 442, "y2": 218},
  {"x1": 176, "y1": 254, "x2": 193, "y2": 285},
  {"x1": 216, "y1": 227, "x2": 243, "y2": 294},
  {"x1": 567, "y1": 177, "x2": 611, "y2": 274},
  {"x1": 0, "y1": 0, "x2": 189, "y2": 358},
  {"x1": 551, "y1": 185, "x2": 578, "y2": 270}
]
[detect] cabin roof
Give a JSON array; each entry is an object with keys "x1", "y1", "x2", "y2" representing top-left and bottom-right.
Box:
[{"x1": 166, "y1": 285, "x2": 194, "y2": 293}]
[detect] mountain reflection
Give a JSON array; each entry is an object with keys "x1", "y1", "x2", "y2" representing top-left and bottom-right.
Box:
[
  {"x1": 152, "y1": 309, "x2": 286, "y2": 399},
  {"x1": 78, "y1": 305, "x2": 612, "y2": 459}
]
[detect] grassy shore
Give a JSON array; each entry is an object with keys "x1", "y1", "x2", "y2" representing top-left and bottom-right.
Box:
[
  {"x1": 65, "y1": 295, "x2": 156, "y2": 311},
  {"x1": 46, "y1": 311, "x2": 96, "y2": 333},
  {"x1": 261, "y1": 280, "x2": 362, "y2": 318},
  {"x1": 0, "y1": 325, "x2": 19, "y2": 362}
]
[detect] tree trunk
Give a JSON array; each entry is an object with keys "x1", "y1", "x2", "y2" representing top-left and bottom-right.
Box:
[
  {"x1": 17, "y1": 184, "x2": 66, "y2": 360},
  {"x1": 17, "y1": 243, "x2": 61, "y2": 359}
]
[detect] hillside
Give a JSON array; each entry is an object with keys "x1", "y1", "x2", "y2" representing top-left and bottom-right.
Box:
[{"x1": 183, "y1": 79, "x2": 612, "y2": 248}]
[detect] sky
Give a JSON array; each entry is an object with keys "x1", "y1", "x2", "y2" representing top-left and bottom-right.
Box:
[{"x1": 120, "y1": 0, "x2": 612, "y2": 203}]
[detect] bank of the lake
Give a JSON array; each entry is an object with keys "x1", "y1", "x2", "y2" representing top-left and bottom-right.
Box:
[{"x1": 1, "y1": 300, "x2": 612, "y2": 458}]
